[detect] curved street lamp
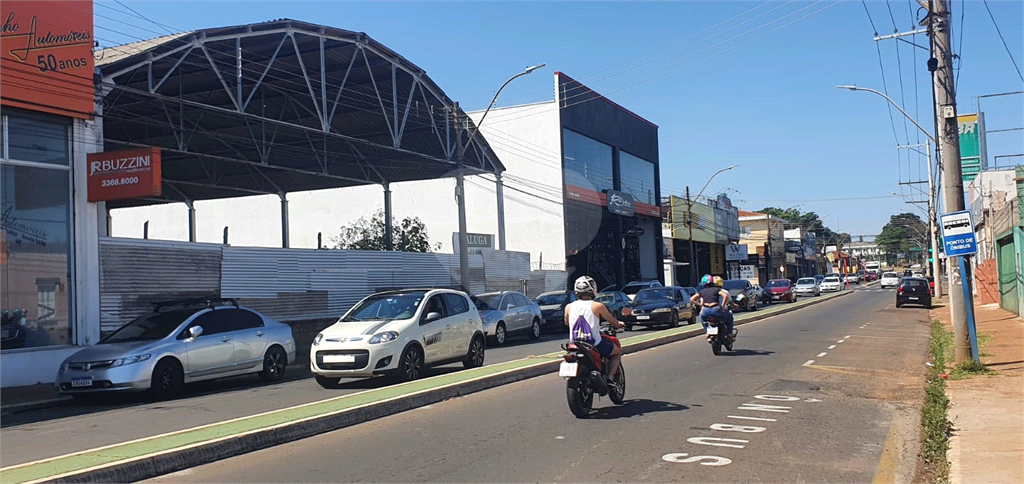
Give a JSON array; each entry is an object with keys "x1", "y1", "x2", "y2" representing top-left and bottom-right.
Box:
[{"x1": 454, "y1": 64, "x2": 546, "y2": 292}]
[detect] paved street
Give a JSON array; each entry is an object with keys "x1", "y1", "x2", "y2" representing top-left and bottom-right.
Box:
[{"x1": 142, "y1": 286, "x2": 931, "y2": 483}]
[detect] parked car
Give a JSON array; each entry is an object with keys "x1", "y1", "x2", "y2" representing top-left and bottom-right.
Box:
[
  {"x1": 722, "y1": 279, "x2": 759, "y2": 311},
  {"x1": 679, "y1": 286, "x2": 699, "y2": 302},
  {"x1": 311, "y1": 289, "x2": 485, "y2": 387},
  {"x1": 620, "y1": 286, "x2": 695, "y2": 330},
  {"x1": 844, "y1": 273, "x2": 861, "y2": 284},
  {"x1": 752, "y1": 284, "x2": 771, "y2": 305},
  {"x1": 534, "y1": 290, "x2": 576, "y2": 333},
  {"x1": 473, "y1": 291, "x2": 543, "y2": 346},
  {"x1": 57, "y1": 298, "x2": 296, "y2": 399},
  {"x1": 813, "y1": 275, "x2": 825, "y2": 285},
  {"x1": 880, "y1": 271, "x2": 901, "y2": 288},
  {"x1": 620, "y1": 280, "x2": 664, "y2": 301},
  {"x1": 820, "y1": 276, "x2": 843, "y2": 292},
  {"x1": 1, "y1": 308, "x2": 28, "y2": 349},
  {"x1": 763, "y1": 279, "x2": 798, "y2": 303},
  {"x1": 595, "y1": 291, "x2": 631, "y2": 319},
  {"x1": 896, "y1": 277, "x2": 933, "y2": 308},
  {"x1": 794, "y1": 277, "x2": 821, "y2": 297}
]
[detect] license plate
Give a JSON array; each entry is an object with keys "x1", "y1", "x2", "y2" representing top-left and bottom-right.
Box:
[
  {"x1": 706, "y1": 326, "x2": 719, "y2": 335},
  {"x1": 636, "y1": 315, "x2": 650, "y2": 320},
  {"x1": 0, "y1": 329, "x2": 8, "y2": 338},
  {"x1": 773, "y1": 296, "x2": 780, "y2": 300},
  {"x1": 908, "y1": 297, "x2": 919, "y2": 300},
  {"x1": 322, "y1": 354, "x2": 356, "y2": 363},
  {"x1": 71, "y1": 378, "x2": 93, "y2": 388},
  {"x1": 559, "y1": 361, "x2": 578, "y2": 377}
]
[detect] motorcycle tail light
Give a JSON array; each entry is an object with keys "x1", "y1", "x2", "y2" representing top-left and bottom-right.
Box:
[{"x1": 563, "y1": 354, "x2": 577, "y2": 362}]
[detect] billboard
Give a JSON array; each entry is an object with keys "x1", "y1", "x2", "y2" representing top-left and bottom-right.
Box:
[
  {"x1": 957, "y1": 113, "x2": 987, "y2": 183},
  {"x1": 87, "y1": 147, "x2": 162, "y2": 202},
  {"x1": 0, "y1": 1, "x2": 94, "y2": 119}
]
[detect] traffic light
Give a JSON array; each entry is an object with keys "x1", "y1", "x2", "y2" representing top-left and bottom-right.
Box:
[{"x1": 928, "y1": 247, "x2": 934, "y2": 263}]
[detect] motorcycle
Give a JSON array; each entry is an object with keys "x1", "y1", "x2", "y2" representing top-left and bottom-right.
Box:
[
  {"x1": 559, "y1": 326, "x2": 625, "y2": 418},
  {"x1": 703, "y1": 295, "x2": 740, "y2": 356}
]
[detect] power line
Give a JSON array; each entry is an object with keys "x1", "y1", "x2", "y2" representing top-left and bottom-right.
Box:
[{"x1": 982, "y1": 0, "x2": 1024, "y2": 82}]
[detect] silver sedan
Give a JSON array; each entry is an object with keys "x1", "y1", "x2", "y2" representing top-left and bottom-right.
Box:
[
  {"x1": 55, "y1": 301, "x2": 296, "y2": 399},
  {"x1": 472, "y1": 291, "x2": 544, "y2": 346}
]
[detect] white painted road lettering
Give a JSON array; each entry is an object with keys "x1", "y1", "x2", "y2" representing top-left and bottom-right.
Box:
[
  {"x1": 737, "y1": 402, "x2": 791, "y2": 413},
  {"x1": 662, "y1": 454, "x2": 733, "y2": 466},
  {"x1": 663, "y1": 394, "x2": 820, "y2": 468},
  {"x1": 728, "y1": 415, "x2": 777, "y2": 422},
  {"x1": 710, "y1": 423, "x2": 767, "y2": 433},
  {"x1": 686, "y1": 437, "x2": 750, "y2": 448}
]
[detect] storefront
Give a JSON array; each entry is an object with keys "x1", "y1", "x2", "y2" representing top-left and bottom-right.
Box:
[{"x1": 1, "y1": 0, "x2": 104, "y2": 386}]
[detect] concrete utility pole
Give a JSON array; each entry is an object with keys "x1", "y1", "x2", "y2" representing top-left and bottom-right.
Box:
[{"x1": 926, "y1": 0, "x2": 974, "y2": 363}]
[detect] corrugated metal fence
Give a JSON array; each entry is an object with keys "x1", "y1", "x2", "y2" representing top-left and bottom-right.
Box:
[{"x1": 98, "y1": 238, "x2": 536, "y2": 333}]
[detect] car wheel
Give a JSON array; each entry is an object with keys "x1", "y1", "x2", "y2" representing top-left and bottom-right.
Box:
[
  {"x1": 669, "y1": 310, "x2": 679, "y2": 328},
  {"x1": 493, "y1": 322, "x2": 507, "y2": 346},
  {"x1": 624, "y1": 323, "x2": 633, "y2": 332},
  {"x1": 528, "y1": 318, "x2": 541, "y2": 340},
  {"x1": 463, "y1": 335, "x2": 485, "y2": 369},
  {"x1": 148, "y1": 358, "x2": 184, "y2": 400},
  {"x1": 896, "y1": 302, "x2": 902, "y2": 308},
  {"x1": 258, "y1": 346, "x2": 287, "y2": 382},
  {"x1": 397, "y1": 345, "x2": 424, "y2": 382},
  {"x1": 689, "y1": 311, "x2": 698, "y2": 325},
  {"x1": 314, "y1": 374, "x2": 344, "y2": 389}
]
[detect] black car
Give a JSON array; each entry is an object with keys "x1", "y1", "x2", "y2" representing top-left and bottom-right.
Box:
[
  {"x1": 1, "y1": 308, "x2": 28, "y2": 349},
  {"x1": 620, "y1": 286, "x2": 695, "y2": 330},
  {"x1": 534, "y1": 291, "x2": 576, "y2": 332},
  {"x1": 595, "y1": 291, "x2": 630, "y2": 319},
  {"x1": 896, "y1": 277, "x2": 932, "y2": 308}
]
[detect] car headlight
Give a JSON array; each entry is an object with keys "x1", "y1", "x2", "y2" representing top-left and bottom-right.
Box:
[
  {"x1": 60, "y1": 362, "x2": 69, "y2": 373},
  {"x1": 111, "y1": 354, "x2": 151, "y2": 367},
  {"x1": 652, "y1": 308, "x2": 673, "y2": 313},
  {"x1": 369, "y1": 331, "x2": 399, "y2": 344},
  {"x1": 313, "y1": 333, "x2": 324, "y2": 346}
]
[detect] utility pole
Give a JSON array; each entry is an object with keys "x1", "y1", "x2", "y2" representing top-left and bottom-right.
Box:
[
  {"x1": 926, "y1": 0, "x2": 973, "y2": 363},
  {"x1": 686, "y1": 186, "x2": 696, "y2": 286}
]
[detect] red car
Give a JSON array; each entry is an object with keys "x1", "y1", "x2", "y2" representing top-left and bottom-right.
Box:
[{"x1": 763, "y1": 279, "x2": 798, "y2": 303}]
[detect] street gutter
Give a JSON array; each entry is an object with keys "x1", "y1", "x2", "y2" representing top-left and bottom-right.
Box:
[{"x1": 0, "y1": 289, "x2": 854, "y2": 484}]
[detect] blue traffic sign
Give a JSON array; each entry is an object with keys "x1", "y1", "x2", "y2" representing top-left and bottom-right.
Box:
[{"x1": 939, "y1": 210, "x2": 978, "y2": 257}]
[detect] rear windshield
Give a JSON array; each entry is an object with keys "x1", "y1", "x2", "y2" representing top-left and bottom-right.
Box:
[
  {"x1": 797, "y1": 278, "x2": 816, "y2": 284},
  {"x1": 766, "y1": 280, "x2": 790, "y2": 287},
  {"x1": 902, "y1": 279, "x2": 927, "y2": 288},
  {"x1": 536, "y1": 293, "x2": 570, "y2": 306},
  {"x1": 823, "y1": 277, "x2": 840, "y2": 283},
  {"x1": 722, "y1": 280, "x2": 748, "y2": 290},
  {"x1": 882, "y1": 272, "x2": 898, "y2": 278},
  {"x1": 636, "y1": 288, "x2": 674, "y2": 302}
]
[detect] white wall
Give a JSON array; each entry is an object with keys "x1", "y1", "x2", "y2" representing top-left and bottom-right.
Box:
[{"x1": 109, "y1": 101, "x2": 567, "y2": 268}]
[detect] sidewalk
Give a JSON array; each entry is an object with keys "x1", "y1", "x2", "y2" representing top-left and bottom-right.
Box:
[{"x1": 931, "y1": 298, "x2": 1024, "y2": 484}]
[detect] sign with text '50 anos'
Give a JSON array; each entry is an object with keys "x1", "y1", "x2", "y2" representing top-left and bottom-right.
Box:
[
  {"x1": 939, "y1": 210, "x2": 978, "y2": 257},
  {"x1": 87, "y1": 147, "x2": 162, "y2": 202}
]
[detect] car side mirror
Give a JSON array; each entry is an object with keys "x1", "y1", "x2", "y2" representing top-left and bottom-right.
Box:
[
  {"x1": 189, "y1": 326, "x2": 204, "y2": 338},
  {"x1": 425, "y1": 312, "x2": 442, "y2": 323},
  {"x1": 506, "y1": 304, "x2": 515, "y2": 310}
]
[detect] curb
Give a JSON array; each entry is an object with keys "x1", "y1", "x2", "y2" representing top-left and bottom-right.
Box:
[
  {"x1": 9, "y1": 289, "x2": 853, "y2": 484},
  {"x1": 0, "y1": 398, "x2": 71, "y2": 417}
]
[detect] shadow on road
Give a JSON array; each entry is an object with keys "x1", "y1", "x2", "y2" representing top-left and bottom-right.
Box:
[
  {"x1": 588, "y1": 398, "x2": 690, "y2": 419},
  {"x1": 726, "y1": 349, "x2": 775, "y2": 357}
]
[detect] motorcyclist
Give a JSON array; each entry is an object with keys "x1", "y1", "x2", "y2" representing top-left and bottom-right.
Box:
[
  {"x1": 564, "y1": 275, "x2": 625, "y2": 385},
  {"x1": 690, "y1": 274, "x2": 735, "y2": 341}
]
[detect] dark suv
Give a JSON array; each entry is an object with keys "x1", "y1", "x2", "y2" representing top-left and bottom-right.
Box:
[
  {"x1": 722, "y1": 279, "x2": 759, "y2": 312},
  {"x1": 896, "y1": 277, "x2": 932, "y2": 308}
]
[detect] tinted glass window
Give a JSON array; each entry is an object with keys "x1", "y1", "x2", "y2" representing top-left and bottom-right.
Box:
[
  {"x1": 189, "y1": 310, "x2": 232, "y2": 336},
  {"x1": 219, "y1": 308, "x2": 264, "y2": 332},
  {"x1": 537, "y1": 293, "x2": 570, "y2": 305},
  {"x1": 619, "y1": 150, "x2": 656, "y2": 206},
  {"x1": 423, "y1": 295, "x2": 447, "y2": 317},
  {"x1": 501, "y1": 295, "x2": 516, "y2": 309},
  {"x1": 514, "y1": 294, "x2": 532, "y2": 307},
  {"x1": 902, "y1": 280, "x2": 927, "y2": 288},
  {"x1": 342, "y1": 292, "x2": 425, "y2": 322},
  {"x1": 723, "y1": 280, "x2": 748, "y2": 290},
  {"x1": 443, "y1": 293, "x2": 469, "y2": 315},
  {"x1": 636, "y1": 288, "x2": 674, "y2": 302},
  {"x1": 472, "y1": 295, "x2": 503, "y2": 311},
  {"x1": 101, "y1": 310, "x2": 192, "y2": 343},
  {"x1": 562, "y1": 129, "x2": 614, "y2": 194},
  {"x1": 797, "y1": 278, "x2": 816, "y2": 284},
  {"x1": 766, "y1": 280, "x2": 790, "y2": 287}
]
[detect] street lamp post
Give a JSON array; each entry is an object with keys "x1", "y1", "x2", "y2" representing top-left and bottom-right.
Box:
[
  {"x1": 454, "y1": 64, "x2": 545, "y2": 293},
  {"x1": 683, "y1": 165, "x2": 738, "y2": 285},
  {"x1": 838, "y1": 85, "x2": 942, "y2": 297}
]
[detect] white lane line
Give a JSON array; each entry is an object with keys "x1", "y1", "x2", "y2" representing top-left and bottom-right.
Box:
[
  {"x1": 828, "y1": 345, "x2": 836, "y2": 349},
  {"x1": 844, "y1": 335, "x2": 851, "y2": 339},
  {"x1": 817, "y1": 352, "x2": 828, "y2": 357},
  {"x1": 837, "y1": 339, "x2": 845, "y2": 343},
  {"x1": 803, "y1": 360, "x2": 815, "y2": 366}
]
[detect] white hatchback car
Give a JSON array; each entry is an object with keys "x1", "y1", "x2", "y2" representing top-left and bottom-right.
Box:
[
  {"x1": 880, "y1": 271, "x2": 901, "y2": 288},
  {"x1": 311, "y1": 289, "x2": 485, "y2": 387},
  {"x1": 820, "y1": 276, "x2": 842, "y2": 292}
]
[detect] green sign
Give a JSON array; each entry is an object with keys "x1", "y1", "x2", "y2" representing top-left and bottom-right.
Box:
[{"x1": 958, "y1": 113, "x2": 983, "y2": 183}]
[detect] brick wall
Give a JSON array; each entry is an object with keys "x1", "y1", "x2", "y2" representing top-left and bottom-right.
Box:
[{"x1": 975, "y1": 258, "x2": 1000, "y2": 305}]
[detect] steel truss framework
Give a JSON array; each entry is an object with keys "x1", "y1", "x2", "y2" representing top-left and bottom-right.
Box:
[{"x1": 96, "y1": 19, "x2": 502, "y2": 210}]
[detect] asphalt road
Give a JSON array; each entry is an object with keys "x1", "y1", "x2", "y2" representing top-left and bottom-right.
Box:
[{"x1": 144, "y1": 286, "x2": 932, "y2": 483}]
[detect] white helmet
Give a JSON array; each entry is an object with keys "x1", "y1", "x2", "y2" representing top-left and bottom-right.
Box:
[{"x1": 574, "y1": 276, "x2": 598, "y2": 296}]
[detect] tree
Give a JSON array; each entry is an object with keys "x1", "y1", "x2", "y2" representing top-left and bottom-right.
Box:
[
  {"x1": 331, "y1": 209, "x2": 441, "y2": 253},
  {"x1": 759, "y1": 207, "x2": 848, "y2": 246},
  {"x1": 875, "y1": 213, "x2": 927, "y2": 264}
]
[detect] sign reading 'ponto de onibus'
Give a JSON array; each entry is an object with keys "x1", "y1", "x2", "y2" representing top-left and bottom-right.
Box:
[
  {"x1": 939, "y1": 210, "x2": 978, "y2": 257},
  {"x1": 87, "y1": 147, "x2": 162, "y2": 202}
]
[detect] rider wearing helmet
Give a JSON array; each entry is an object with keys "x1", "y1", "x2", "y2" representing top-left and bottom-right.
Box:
[
  {"x1": 564, "y1": 276, "x2": 625, "y2": 384},
  {"x1": 690, "y1": 274, "x2": 735, "y2": 340}
]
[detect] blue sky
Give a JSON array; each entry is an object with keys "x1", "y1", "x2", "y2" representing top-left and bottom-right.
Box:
[{"x1": 95, "y1": 0, "x2": 1024, "y2": 238}]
